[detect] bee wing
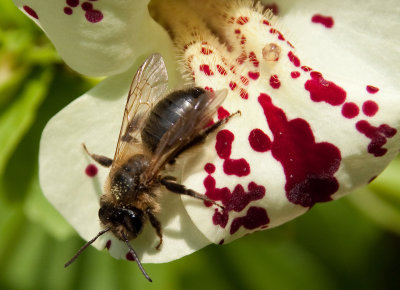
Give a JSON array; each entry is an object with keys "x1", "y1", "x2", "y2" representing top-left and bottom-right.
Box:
[
  {"x1": 113, "y1": 54, "x2": 169, "y2": 163},
  {"x1": 143, "y1": 89, "x2": 228, "y2": 181}
]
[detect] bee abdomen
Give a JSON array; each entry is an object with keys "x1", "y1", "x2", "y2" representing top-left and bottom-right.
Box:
[{"x1": 141, "y1": 87, "x2": 207, "y2": 152}]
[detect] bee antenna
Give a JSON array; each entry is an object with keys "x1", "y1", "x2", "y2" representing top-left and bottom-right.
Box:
[
  {"x1": 122, "y1": 233, "x2": 152, "y2": 282},
  {"x1": 64, "y1": 227, "x2": 111, "y2": 268}
]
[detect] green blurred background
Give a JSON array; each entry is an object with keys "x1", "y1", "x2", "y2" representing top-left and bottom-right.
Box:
[{"x1": 1, "y1": 2, "x2": 400, "y2": 289}]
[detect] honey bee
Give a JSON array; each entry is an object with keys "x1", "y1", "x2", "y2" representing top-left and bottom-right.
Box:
[{"x1": 64, "y1": 54, "x2": 240, "y2": 282}]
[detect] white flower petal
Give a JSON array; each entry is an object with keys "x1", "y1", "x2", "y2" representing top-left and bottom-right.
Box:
[
  {"x1": 13, "y1": 0, "x2": 175, "y2": 76},
  {"x1": 39, "y1": 60, "x2": 210, "y2": 263},
  {"x1": 151, "y1": 0, "x2": 400, "y2": 244}
]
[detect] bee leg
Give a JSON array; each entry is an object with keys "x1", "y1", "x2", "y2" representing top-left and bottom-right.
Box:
[
  {"x1": 82, "y1": 143, "x2": 113, "y2": 167},
  {"x1": 146, "y1": 208, "x2": 163, "y2": 250},
  {"x1": 160, "y1": 177, "x2": 224, "y2": 209},
  {"x1": 169, "y1": 110, "x2": 241, "y2": 164}
]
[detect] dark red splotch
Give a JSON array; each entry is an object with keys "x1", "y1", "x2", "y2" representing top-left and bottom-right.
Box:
[
  {"x1": 204, "y1": 174, "x2": 266, "y2": 230},
  {"x1": 263, "y1": 19, "x2": 271, "y2": 26},
  {"x1": 85, "y1": 9, "x2": 103, "y2": 23},
  {"x1": 301, "y1": 66, "x2": 313, "y2": 72},
  {"x1": 240, "y1": 88, "x2": 249, "y2": 99},
  {"x1": 264, "y1": 3, "x2": 279, "y2": 15},
  {"x1": 234, "y1": 29, "x2": 241, "y2": 34},
  {"x1": 241, "y1": 76, "x2": 249, "y2": 86},
  {"x1": 23, "y1": 5, "x2": 39, "y2": 19},
  {"x1": 216, "y1": 65, "x2": 227, "y2": 75},
  {"x1": 356, "y1": 120, "x2": 397, "y2": 157},
  {"x1": 288, "y1": 51, "x2": 300, "y2": 67},
  {"x1": 201, "y1": 47, "x2": 213, "y2": 55},
  {"x1": 269, "y1": 74, "x2": 281, "y2": 89},
  {"x1": 81, "y1": 2, "x2": 93, "y2": 10},
  {"x1": 204, "y1": 86, "x2": 214, "y2": 92},
  {"x1": 219, "y1": 239, "x2": 225, "y2": 245},
  {"x1": 230, "y1": 207, "x2": 269, "y2": 234},
  {"x1": 248, "y1": 71, "x2": 260, "y2": 80},
  {"x1": 105, "y1": 240, "x2": 111, "y2": 250},
  {"x1": 67, "y1": 0, "x2": 80, "y2": 7},
  {"x1": 64, "y1": 7, "x2": 73, "y2": 15},
  {"x1": 126, "y1": 252, "x2": 135, "y2": 261},
  {"x1": 236, "y1": 52, "x2": 247, "y2": 64},
  {"x1": 249, "y1": 128, "x2": 271, "y2": 152},
  {"x1": 204, "y1": 163, "x2": 216, "y2": 174},
  {"x1": 200, "y1": 64, "x2": 214, "y2": 76},
  {"x1": 240, "y1": 35, "x2": 247, "y2": 45},
  {"x1": 311, "y1": 14, "x2": 334, "y2": 28},
  {"x1": 291, "y1": 71, "x2": 300, "y2": 79},
  {"x1": 270, "y1": 28, "x2": 285, "y2": 40},
  {"x1": 223, "y1": 159, "x2": 250, "y2": 177},
  {"x1": 305, "y1": 71, "x2": 346, "y2": 106},
  {"x1": 216, "y1": 130, "x2": 251, "y2": 177},
  {"x1": 362, "y1": 100, "x2": 379, "y2": 117},
  {"x1": 85, "y1": 164, "x2": 98, "y2": 177},
  {"x1": 366, "y1": 85, "x2": 379, "y2": 94},
  {"x1": 237, "y1": 16, "x2": 249, "y2": 25},
  {"x1": 217, "y1": 106, "x2": 230, "y2": 120},
  {"x1": 229, "y1": 81, "x2": 237, "y2": 90},
  {"x1": 341, "y1": 102, "x2": 359, "y2": 119},
  {"x1": 249, "y1": 51, "x2": 259, "y2": 67},
  {"x1": 258, "y1": 93, "x2": 341, "y2": 207}
]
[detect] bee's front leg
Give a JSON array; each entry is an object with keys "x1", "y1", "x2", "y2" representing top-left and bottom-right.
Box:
[
  {"x1": 82, "y1": 143, "x2": 113, "y2": 167},
  {"x1": 146, "y1": 208, "x2": 163, "y2": 250}
]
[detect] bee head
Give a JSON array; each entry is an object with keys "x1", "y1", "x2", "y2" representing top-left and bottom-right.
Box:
[{"x1": 99, "y1": 203, "x2": 145, "y2": 240}]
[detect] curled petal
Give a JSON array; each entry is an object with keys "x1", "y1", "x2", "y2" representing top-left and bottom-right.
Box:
[{"x1": 13, "y1": 0, "x2": 175, "y2": 76}]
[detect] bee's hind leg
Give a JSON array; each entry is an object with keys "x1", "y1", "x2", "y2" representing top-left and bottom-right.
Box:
[
  {"x1": 82, "y1": 143, "x2": 113, "y2": 167},
  {"x1": 146, "y1": 208, "x2": 163, "y2": 250},
  {"x1": 160, "y1": 177, "x2": 224, "y2": 209}
]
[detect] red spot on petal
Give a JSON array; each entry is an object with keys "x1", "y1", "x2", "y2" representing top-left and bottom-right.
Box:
[
  {"x1": 269, "y1": 75, "x2": 281, "y2": 89},
  {"x1": 248, "y1": 71, "x2": 260, "y2": 80},
  {"x1": 230, "y1": 207, "x2": 269, "y2": 234},
  {"x1": 67, "y1": 0, "x2": 80, "y2": 7},
  {"x1": 204, "y1": 86, "x2": 214, "y2": 92},
  {"x1": 240, "y1": 76, "x2": 249, "y2": 86},
  {"x1": 219, "y1": 239, "x2": 225, "y2": 245},
  {"x1": 263, "y1": 20, "x2": 270, "y2": 26},
  {"x1": 362, "y1": 100, "x2": 379, "y2": 117},
  {"x1": 105, "y1": 240, "x2": 111, "y2": 250},
  {"x1": 288, "y1": 51, "x2": 301, "y2": 67},
  {"x1": 216, "y1": 65, "x2": 227, "y2": 75},
  {"x1": 85, "y1": 164, "x2": 98, "y2": 177},
  {"x1": 312, "y1": 14, "x2": 334, "y2": 28},
  {"x1": 81, "y1": 2, "x2": 93, "y2": 11},
  {"x1": 229, "y1": 81, "x2": 237, "y2": 90},
  {"x1": 269, "y1": 28, "x2": 285, "y2": 40},
  {"x1": 201, "y1": 47, "x2": 213, "y2": 55},
  {"x1": 239, "y1": 88, "x2": 249, "y2": 99},
  {"x1": 126, "y1": 252, "x2": 135, "y2": 261},
  {"x1": 366, "y1": 85, "x2": 379, "y2": 94},
  {"x1": 217, "y1": 106, "x2": 230, "y2": 120},
  {"x1": 356, "y1": 120, "x2": 396, "y2": 157},
  {"x1": 237, "y1": 16, "x2": 249, "y2": 25},
  {"x1": 23, "y1": 5, "x2": 39, "y2": 19},
  {"x1": 301, "y1": 66, "x2": 313, "y2": 72},
  {"x1": 291, "y1": 71, "x2": 301, "y2": 79},
  {"x1": 204, "y1": 163, "x2": 216, "y2": 174},
  {"x1": 258, "y1": 93, "x2": 341, "y2": 207},
  {"x1": 216, "y1": 130, "x2": 234, "y2": 159},
  {"x1": 305, "y1": 71, "x2": 346, "y2": 106},
  {"x1": 200, "y1": 64, "x2": 214, "y2": 76},
  {"x1": 223, "y1": 159, "x2": 250, "y2": 177},
  {"x1": 85, "y1": 9, "x2": 103, "y2": 23},
  {"x1": 64, "y1": 7, "x2": 73, "y2": 15},
  {"x1": 341, "y1": 102, "x2": 360, "y2": 119},
  {"x1": 249, "y1": 51, "x2": 259, "y2": 67},
  {"x1": 236, "y1": 52, "x2": 247, "y2": 64},
  {"x1": 249, "y1": 129, "x2": 271, "y2": 152},
  {"x1": 234, "y1": 29, "x2": 241, "y2": 34}
]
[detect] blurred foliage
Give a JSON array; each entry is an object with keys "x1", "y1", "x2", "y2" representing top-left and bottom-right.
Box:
[{"x1": 1, "y1": 1, "x2": 400, "y2": 290}]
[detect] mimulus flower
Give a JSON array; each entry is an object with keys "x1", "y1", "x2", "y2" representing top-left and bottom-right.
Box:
[{"x1": 14, "y1": 0, "x2": 400, "y2": 266}]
